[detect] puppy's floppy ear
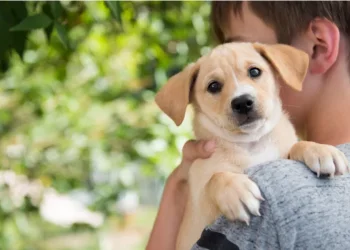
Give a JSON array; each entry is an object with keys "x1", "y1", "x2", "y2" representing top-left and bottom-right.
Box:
[
  {"x1": 253, "y1": 43, "x2": 309, "y2": 91},
  {"x1": 155, "y1": 61, "x2": 201, "y2": 126}
]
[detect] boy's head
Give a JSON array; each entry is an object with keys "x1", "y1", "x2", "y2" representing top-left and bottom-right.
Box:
[{"x1": 211, "y1": 1, "x2": 350, "y2": 137}]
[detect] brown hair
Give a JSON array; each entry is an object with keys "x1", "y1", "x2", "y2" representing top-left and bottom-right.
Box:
[{"x1": 211, "y1": 1, "x2": 350, "y2": 45}]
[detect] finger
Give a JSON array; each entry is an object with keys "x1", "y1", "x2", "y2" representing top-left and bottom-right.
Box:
[{"x1": 182, "y1": 139, "x2": 216, "y2": 163}]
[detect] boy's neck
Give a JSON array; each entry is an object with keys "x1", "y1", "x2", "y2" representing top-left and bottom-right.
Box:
[
  {"x1": 305, "y1": 113, "x2": 350, "y2": 146},
  {"x1": 302, "y1": 58, "x2": 350, "y2": 146}
]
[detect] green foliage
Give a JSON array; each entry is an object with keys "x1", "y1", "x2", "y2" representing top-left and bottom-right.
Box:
[
  {"x1": 105, "y1": 1, "x2": 122, "y2": 23},
  {"x1": 0, "y1": 1, "x2": 213, "y2": 249},
  {"x1": 0, "y1": 2, "x2": 28, "y2": 71},
  {"x1": 10, "y1": 13, "x2": 53, "y2": 31}
]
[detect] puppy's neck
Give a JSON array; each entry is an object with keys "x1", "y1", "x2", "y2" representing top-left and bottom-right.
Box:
[{"x1": 193, "y1": 110, "x2": 282, "y2": 146}]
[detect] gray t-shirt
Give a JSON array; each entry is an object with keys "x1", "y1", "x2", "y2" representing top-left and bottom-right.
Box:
[{"x1": 192, "y1": 143, "x2": 350, "y2": 250}]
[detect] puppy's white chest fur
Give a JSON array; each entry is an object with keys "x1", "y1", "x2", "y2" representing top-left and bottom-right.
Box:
[{"x1": 244, "y1": 139, "x2": 280, "y2": 167}]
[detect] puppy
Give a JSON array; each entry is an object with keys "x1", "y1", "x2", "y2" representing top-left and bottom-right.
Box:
[{"x1": 155, "y1": 42, "x2": 349, "y2": 250}]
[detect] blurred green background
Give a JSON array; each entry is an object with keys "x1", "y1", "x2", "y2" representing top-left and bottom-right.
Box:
[{"x1": 0, "y1": 1, "x2": 213, "y2": 250}]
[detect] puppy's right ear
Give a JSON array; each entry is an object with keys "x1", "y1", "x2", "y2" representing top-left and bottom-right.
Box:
[
  {"x1": 253, "y1": 43, "x2": 309, "y2": 91},
  {"x1": 155, "y1": 62, "x2": 200, "y2": 126}
]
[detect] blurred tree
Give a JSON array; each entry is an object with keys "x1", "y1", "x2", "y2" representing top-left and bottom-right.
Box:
[{"x1": 0, "y1": 1, "x2": 212, "y2": 249}]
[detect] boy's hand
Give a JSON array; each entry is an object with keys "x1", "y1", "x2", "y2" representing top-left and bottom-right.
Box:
[{"x1": 172, "y1": 139, "x2": 216, "y2": 183}]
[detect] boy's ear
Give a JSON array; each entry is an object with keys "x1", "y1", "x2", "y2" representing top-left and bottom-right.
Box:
[
  {"x1": 253, "y1": 43, "x2": 309, "y2": 91},
  {"x1": 155, "y1": 62, "x2": 201, "y2": 126},
  {"x1": 307, "y1": 18, "x2": 340, "y2": 74}
]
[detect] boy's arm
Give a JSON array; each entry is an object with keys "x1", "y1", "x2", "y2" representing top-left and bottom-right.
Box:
[
  {"x1": 146, "y1": 140, "x2": 216, "y2": 250},
  {"x1": 146, "y1": 171, "x2": 188, "y2": 250}
]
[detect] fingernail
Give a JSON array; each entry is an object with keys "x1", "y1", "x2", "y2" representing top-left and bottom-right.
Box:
[{"x1": 204, "y1": 140, "x2": 216, "y2": 152}]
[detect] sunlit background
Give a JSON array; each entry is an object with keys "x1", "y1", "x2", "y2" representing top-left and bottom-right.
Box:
[{"x1": 0, "y1": 1, "x2": 213, "y2": 249}]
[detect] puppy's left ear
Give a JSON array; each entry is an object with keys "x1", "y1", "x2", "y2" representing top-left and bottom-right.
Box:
[
  {"x1": 253, "y1": 43, "x2": 309, "y2": 91},
  {"x1": 155, "y1": 61, "x2": 201, "y2": 126}
]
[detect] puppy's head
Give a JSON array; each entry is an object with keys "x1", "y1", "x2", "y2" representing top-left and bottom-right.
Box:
[{"x1": 155, "y1": 43, "x2": 308, "y2": 139}]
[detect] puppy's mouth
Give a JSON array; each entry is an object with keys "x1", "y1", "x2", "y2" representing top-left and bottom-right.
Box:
[
  {"x1": 234, "y1": 110, "x2": 261, "y2": 126},
  {"x1": 230, "y1": 110, "x2": 265, "y2": 133}
]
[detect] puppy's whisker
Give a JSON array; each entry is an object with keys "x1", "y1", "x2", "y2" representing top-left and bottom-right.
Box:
[{"x1": 283, "y1": 104, "x2": 301, "y2": 108}]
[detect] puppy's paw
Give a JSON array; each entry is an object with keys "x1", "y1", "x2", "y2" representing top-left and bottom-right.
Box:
[
  {"x1": 207, "y1": 172, "x2": 263, "y2": 224},
  {"x1": 289, "y1": 141, "x2": 350, "y2": 177}
]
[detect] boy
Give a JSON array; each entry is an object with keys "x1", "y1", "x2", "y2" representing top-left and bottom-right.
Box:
[{"x1": 147, "y1": 2, "x2": 350, "y2": 249}]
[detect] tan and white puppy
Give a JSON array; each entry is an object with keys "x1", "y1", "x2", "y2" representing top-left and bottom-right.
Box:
[{"x1": 155, "y1": 42, "x2": 349, "y2": 250}]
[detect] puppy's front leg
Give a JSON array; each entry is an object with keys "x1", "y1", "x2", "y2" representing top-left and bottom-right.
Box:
[
  {"x1": 289, "y1": 141, "x2": 350, "y2": 177},
  {"x1": 206, "y1": 172, "x2": 264, "y2": 224}
]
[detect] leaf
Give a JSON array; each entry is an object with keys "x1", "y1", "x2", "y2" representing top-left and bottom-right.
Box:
[
  {"x1": 12, "y1": 31, "x2": 27, "y2": 58},
  {"x1": 44, "y1": 24, "x2": 54, "y2": 42},
  {"x1": 9, "y1": 1, "x2": 27, "y2": 22},
  {"x1": 10, "y1": 13, "x2": 52, "y2": 31},
  {"x1": 50, "y1": 1, "x2": 63, "y2": 18},
  {"x1": 0, "y1": 2, "x2": 16, "y2": 29},
  {"x1": 42, "y1": 2, "x2": 54, "y2": 41},
  {"x1": 42, "y1": 2, "x2": 53, "y2": 18},
  {"x1": 7, "y1": 2, "x2": 28, "y2": 58},
  {"x1": 0, "y1": 16, "x2": 10, "y2": 59},
  {"x1": 0, "y1": 59, "x2": 9, "y2": 72},
  {"x1": 105, "y1": 1, "x2": 122, "y2": 24},
  {"x1": 54, "y1": 22, "x2": 69, "y2": 49},
  {"x1": 0, "y1": 2, "x2": 28, "y2": 62}
]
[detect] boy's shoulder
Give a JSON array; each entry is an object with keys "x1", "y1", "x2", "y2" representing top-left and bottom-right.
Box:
[
  {"x1": 246, "y1": 143, "x2": 350, "y2": 191},
  {"x1": 192, "y1": 143, "x2": 350, "y2": 250},
  {"x1": 245, "y1": 143, "x2": 350, "y2": 225}
]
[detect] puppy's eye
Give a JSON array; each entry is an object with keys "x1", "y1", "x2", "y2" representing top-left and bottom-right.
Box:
[
  {"x1": 207, "y1": 81, "x2": 222, "y2": 94},
  {"x1": 248, "y1": 67, "x2": 262, "y2": 78}
]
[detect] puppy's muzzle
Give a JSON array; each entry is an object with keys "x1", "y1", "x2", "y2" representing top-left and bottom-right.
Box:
[{"x1": 231, "y1": 94, "x2": 260, "y2": 125}]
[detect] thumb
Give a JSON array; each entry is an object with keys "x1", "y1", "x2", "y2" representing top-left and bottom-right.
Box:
[{"x1": 182, "y1": 139, "x2": 216, "y2": 164}]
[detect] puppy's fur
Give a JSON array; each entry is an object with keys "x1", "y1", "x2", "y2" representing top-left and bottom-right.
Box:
[{"x1": 155, "y1": 42, "x2": 349, "y2": 250}]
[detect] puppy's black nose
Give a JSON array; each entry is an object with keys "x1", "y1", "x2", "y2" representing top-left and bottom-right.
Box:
[{"x1": 231, "y1": 95, "x2": 254, "y2": 114}]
